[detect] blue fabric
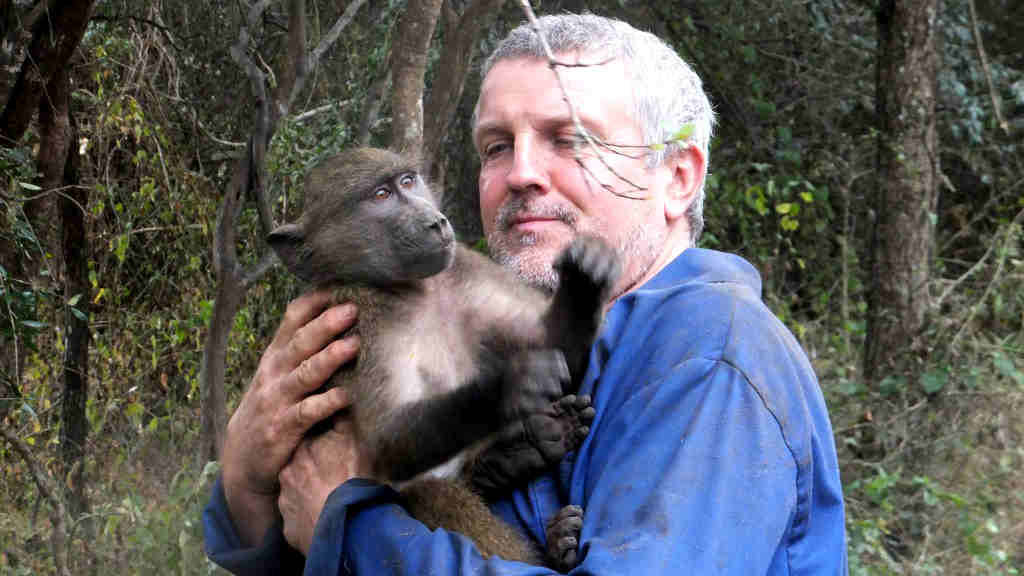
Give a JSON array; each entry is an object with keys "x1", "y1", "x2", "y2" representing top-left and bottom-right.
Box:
[{"x1": 204, "y1": 248, "x2": 848, "y2": 575}]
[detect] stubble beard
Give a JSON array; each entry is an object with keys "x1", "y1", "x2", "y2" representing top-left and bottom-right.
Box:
[{"x1": 487, "y1": 197, "x2": 666, "y2": 296}]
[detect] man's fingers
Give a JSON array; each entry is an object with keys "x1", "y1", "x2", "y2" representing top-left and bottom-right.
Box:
[
  {"x1": 282, "y1": 303, "x2": 358, "y2": 374},
  {"x1": 285, "y1": 332, "x2": 360, "y2": 396},
  {"x1": 290, "y1": 386, "x2": 353, "y2": 435},
  {"x1": 272, "y1": 291, "x2": 335, "y2": 347}
]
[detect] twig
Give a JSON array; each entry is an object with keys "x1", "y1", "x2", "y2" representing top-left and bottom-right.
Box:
[
  {"x1": 950, "y1": 205, "x2": 1024, "y2": 347},
  {"x1": 2, "y1": 185, "x2": 90, "y2": 217},
  {"x1": 294, "y1": 100, "x2": 351, "y2": 123},
  {"x1": 240, "y1": 251, "x2": 279, "y2": 289},
  {"x1": 940, "y1": 176, "x2": 1023, "y2": 253},
  {"x1": 967, "y1": 0, "x2": 1009, "y2": 135},
  {"x1": 515, "y1": 0, "x2": 648, "y2": 199},
  {"x1": 310, "y1": 0, "x2": 367, "y2": 68},
  {"x1": 934, "y1": 235, "x2": 998, "y2": 312},
  {"x1": 0, "y1": 426, "x2": 72, "y2": 576},
  {"x1": 151, "y1": 132, "x2": 174, "y2": 195}
]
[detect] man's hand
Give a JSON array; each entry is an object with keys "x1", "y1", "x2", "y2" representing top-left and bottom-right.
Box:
[
  {"x1": 221, "y1": 291, "x2": 359, "y2": 547},
  {"x1": 279, "y1": 416, "x2": 371, "y2": 554}
]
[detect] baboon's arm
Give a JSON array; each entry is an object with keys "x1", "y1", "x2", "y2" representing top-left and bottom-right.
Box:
[{"x1": 370, "y1": 349, "x2": 568, "y2": 482}]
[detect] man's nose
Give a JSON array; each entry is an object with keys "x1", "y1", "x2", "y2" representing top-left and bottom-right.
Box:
[{"x1": 506, "y1": 136, "x2": 549, "y2": 194}]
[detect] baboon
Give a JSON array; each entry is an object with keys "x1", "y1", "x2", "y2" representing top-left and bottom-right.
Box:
[{"x1": 268, "y1": 147, "x2": 618, "y2": 569}]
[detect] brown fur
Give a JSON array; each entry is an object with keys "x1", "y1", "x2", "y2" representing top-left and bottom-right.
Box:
[
  {"x1": 402, "y1": 478, "x2": 541, "y2": 564},
  {"x1": 269, "y1": 147, "x2": 617, "y2": 566}
]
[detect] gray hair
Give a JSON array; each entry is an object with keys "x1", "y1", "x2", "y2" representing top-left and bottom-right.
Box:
[{"x1": 477, "y1": 13, "x2": 715, "y2": 243}]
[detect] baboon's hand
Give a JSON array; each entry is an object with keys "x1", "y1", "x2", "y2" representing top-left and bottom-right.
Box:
[
  {"x1": 469, "y1": 395, "x2": 594, "y2": 496},
  {"x1": 554, "y1": 234, "x2": 621, "y2": 315},
  {"x1": 499, "y1": 349, "x2": 569, "y2": 422},
  {"x1": 548, "y1": 235, "x2": 621, "y2": 384}
]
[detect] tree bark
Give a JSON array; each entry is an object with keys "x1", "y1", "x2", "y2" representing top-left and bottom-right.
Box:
[
  {"x1": 31, "y1": 53, "x2": 72, "y2": 284},
  {"x1": 423, "y1": 0, "x2": 507, "y2": 196},
  {"x1": 0, "y1": 0, "x2": 95, "y2": 147},
  {"x1": 58, "y1": 90, "x2": 89, "y2": 520},
  {"x1": 865, "y1": 0, "x2": 940, "y2": 386},
  {"x1": 200, "y1": 136, "x2": 252, "y2": 463},
  {"x1": 389, "y1": 0, "x2": 443, "y2": 153}
]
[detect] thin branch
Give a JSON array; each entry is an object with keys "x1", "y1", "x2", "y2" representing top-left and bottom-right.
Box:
[
  {"x1": 940, "y1": 176, "x2": 1023, "y2": 252},
  {"x1": 950, "y1": 205, "x2": 1024, "y2": 348},
  {"x1": 515, "y1": 0, "x2": 648, "y2": 199},
  {"x1": 935, "y1": 232, "x2": 999, "y2": 311},
  {"x1": 240, "y1": 251, "x2": 279, "y2": 289},
  {"x1": 967, "y1": 0, "x2": 1009, "y2": 135},
  {"x1": 197, "y1": 119, "x2": 246, "y2": 148},
  {"x1": 3, "y1": 185, "x2": 91, "y2": 217},
  {"x1": 357, "y1": 71, "x2": 390, "y2": 145},
  {"x1": 310, "y1": 0, "x2": 367, "y2": 67},
  {"x1": 0, "y1": 426, "x2": 72, "y2": 576},
  {"x1": 151, "y1": 132, "x2": 174, "y2": 196},
  {"x1": 294, "y1": 100, "x2": 351, "y2": 123}
]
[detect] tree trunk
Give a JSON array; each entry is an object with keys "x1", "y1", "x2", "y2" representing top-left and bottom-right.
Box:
[
  {"x1": 58, "y1": 97, "x2": 89, "y2": 521},
  {"x1": 389, "y1": 0, "x2": 443, "y2": 153},
  {"x1": 32, "y1": 59, "x2": 72, "y2": 285},
  {"x1": 423, "y1": 0, "x2": 507, "y2": 197},
  {"x1": 199, "y1": 267, "x2": 243, "y2": 463},
  {"x1": 865, "y1": 0, "x2": 940, "y2": 385},
  {"x1": 0, "y1": 0, "x2": 95, "y2": 147}
]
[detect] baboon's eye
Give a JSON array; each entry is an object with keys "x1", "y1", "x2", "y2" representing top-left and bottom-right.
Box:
[
  {"x1": 398, "y1": 173, "x2": 415, "y2": 188},
  {"x1": 373, "y1": 186, "x2": 392, "y2": 200}
]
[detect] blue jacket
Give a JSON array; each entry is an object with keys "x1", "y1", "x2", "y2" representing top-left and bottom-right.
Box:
[{"x1": 205, "y1": 248, "x2": 848, "y2": 575}]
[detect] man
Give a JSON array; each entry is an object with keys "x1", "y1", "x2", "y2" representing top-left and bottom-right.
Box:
[{"x1": 205, "y1": 13, "x2": 848, "y2": 575}]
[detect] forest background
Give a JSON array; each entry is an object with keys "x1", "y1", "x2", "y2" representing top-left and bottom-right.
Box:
[{"x1": 0, "y1": 0, "x2": 1021, "y2": 574}]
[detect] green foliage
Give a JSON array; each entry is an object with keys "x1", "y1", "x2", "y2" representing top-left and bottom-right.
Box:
[
  {"x1": 1, "y1": 1, "x2": 1022, "y2": 574},
  {"x1": 846, "y1": 468, "x2": 1020, "y2": 575},
  {"x1": 1, "y1": 147, "x2": 52, "y2": 354},
  {"x1": 91, "y1": 461, "x2": 223, "y2": 574}
]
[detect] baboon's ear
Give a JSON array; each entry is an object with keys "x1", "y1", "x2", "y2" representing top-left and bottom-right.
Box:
[{"x1": 268, "y1": 223, "x2": 312, "y2": 281}]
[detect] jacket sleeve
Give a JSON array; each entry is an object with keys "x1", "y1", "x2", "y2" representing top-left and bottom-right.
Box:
[
  {"x1": 298, "y1": 358, "x2": 807, "y2": 575},
  {"x1": 203, "y1": 475, "x2": 305, "y2": 575}
]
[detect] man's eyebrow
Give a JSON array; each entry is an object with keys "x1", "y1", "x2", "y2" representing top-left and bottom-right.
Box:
[
  {"x1": 472, "y1": 122, "x2": 506, "y2": 152},
  {"x1": 473, "y1": 120, "x2": 505, "y2": 139}
]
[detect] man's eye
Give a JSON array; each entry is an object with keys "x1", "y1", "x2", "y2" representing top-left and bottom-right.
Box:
[
  {"x1": 482, "y1": 142, "x2": 509, "y2": 159},
  {"x1": 373, "y1": 186, "x2": 392, "y2": 200},
  {"x1": 555, "y1": 133, "x2": 585, "y2": 149}
]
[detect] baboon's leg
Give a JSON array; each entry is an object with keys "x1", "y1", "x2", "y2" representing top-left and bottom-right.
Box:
[
  {"x1": 545, "y1": 504, "x2": 584, "y2": 572},
  {"x1": 401, "y1": 478, "x2": 540, "y2": 564}
]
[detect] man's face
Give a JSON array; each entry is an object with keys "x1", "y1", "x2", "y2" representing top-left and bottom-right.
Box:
[{"x1": 474, "y1": 55, "x2": 677, "y2": 295}]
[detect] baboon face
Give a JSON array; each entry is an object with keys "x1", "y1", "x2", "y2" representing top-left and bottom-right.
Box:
[{"x1": 269, "y1": 148, "x2": 456, "y2": 286}]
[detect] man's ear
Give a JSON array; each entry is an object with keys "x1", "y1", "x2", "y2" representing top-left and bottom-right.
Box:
[
  {"x1": 664, "y1": 144, "x2": 706, "y2": 223},
  {"x1": 268, "y1": 223, "x2": 312, "y2": 281}
]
